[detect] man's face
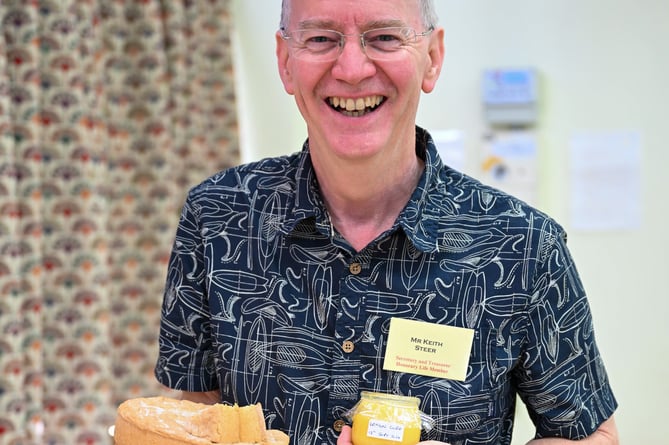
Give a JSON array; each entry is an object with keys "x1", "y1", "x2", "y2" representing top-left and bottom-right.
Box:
[{"x1": 277, "y1": 0, "x2": 443, "y2": 162}]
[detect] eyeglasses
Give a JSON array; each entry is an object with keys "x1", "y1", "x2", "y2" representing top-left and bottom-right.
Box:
[{"x1": 280, "y1": 26, "x2": 434, "y2": 62}]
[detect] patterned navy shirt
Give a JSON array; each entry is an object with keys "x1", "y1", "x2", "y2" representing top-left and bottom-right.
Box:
[{"x1": 155, "y1": 127, "x2": 617, "y2": 445}]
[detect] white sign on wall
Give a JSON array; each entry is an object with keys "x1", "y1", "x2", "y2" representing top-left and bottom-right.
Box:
[{"x1": 569, "y1": 130, "x2": 642, "y2": 231}]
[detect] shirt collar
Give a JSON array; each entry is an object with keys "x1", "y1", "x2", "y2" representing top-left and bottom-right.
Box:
[
  {"x1": 397, "y1": 126, "x2": 445, "y2": 253},
  {"x1": 279, "y1": 140, "x2": 328, "y2": 236},
  {"x1": 281, "y1": 127, "x2": 446, "y2": 253}
]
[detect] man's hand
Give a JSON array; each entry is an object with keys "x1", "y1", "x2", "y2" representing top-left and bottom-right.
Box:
[
  {"x1": 336, "y1": 425, "x2": 450, "y2": 445},
  {"x1": 179, "y1": 390, "x2": 221, "y2": 405},
  {"x1": 336, "y1": 425, "x2": 353, "y2": 445}
]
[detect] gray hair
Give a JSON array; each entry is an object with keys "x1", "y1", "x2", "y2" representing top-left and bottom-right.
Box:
[{"x1": 280, "y1": 0, "x2": 438, "y2": 30}]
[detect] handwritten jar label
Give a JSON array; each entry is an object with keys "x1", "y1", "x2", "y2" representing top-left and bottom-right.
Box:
[{"x1": 366, "y1": 419, "x2": 405, "y2": 442}]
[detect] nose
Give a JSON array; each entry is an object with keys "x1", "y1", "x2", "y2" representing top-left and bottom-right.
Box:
[{"x1": 330, "y1": 35, "x2": 377, "y2": 83}]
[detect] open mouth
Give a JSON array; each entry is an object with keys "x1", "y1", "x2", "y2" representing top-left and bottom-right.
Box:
[{"x1": 328, "y1": 95, "x2": 385, "y2": 117}]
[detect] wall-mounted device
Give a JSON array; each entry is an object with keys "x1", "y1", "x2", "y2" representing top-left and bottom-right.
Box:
[{"x1": 482, "y1": 68, "x2": 539, "y2": 126}]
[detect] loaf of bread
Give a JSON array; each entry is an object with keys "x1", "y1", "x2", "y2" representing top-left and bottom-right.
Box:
[{"x1": 114, "y1": 396, "x2": 289, "y2": 445}]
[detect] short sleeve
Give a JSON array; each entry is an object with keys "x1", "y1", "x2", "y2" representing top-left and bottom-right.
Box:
[
  {"x1": 154, "y1": 192, "x2": 218, "y2": 392},
  {"x1": 515, "y1": 224, "x2": 617, "y2": 439}
]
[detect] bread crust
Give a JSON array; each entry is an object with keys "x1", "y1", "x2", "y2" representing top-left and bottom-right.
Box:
[{"x1": 114, "y1": 397, "x2": 289, "y2": 445}]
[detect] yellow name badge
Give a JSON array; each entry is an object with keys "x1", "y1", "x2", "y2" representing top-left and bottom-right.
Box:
[{"x1": 383, "y1": 318, "x2": 475, "y2": 381}]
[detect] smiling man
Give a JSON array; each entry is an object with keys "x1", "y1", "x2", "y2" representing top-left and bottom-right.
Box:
[
  {"x1": 155, "y1": 1, "x2": 619, "y2": 444},
  {"x1": 275, "y1": 0, "x2": 443, "y2": 253}
]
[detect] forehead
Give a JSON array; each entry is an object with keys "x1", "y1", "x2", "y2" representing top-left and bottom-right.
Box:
[{"x1": 286, "y1": 0, "x2": 422, "y2": 29}]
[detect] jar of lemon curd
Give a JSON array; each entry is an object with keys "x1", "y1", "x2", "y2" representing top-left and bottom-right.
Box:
[{"x1": 347, "y1": 391, "x2": 434, "y2": 445}]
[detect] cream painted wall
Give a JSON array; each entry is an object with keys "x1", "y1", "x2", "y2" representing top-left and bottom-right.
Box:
[{"x1": 231, "y1": 1, "x2": 669, "y2": 444}]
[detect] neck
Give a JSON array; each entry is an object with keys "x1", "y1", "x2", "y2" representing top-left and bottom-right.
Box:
[{"x1": 312, "y1": 148, "x2": 424, "y2": 251}]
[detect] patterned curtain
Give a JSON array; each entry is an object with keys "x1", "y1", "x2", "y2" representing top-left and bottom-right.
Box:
[{"x1": 0, "y1": 1, "x2": 239, "y2": 443}]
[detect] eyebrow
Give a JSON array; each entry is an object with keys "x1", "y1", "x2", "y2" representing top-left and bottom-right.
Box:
[{"x1": 296, "y1": 18, "x2": 408, "y2": 31}]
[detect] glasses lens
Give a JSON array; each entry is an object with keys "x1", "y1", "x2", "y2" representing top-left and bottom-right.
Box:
[
  {"x1": 364, "y1": 27, "x2": 418, "y2": 61},
  {"x1": 284, "y1": 27, "x2": 425, "y2": 62},
  {"x1": 290, "y1": 29, "x2": 342, "y2": 61},
  {"x1": 364, "y1": 27, "x2": 412, "y2": 52}
]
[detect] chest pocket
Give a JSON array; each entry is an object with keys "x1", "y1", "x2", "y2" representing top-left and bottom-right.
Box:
[{"x1": 397, "y1": 325, "x2": 510, "y2": 443}]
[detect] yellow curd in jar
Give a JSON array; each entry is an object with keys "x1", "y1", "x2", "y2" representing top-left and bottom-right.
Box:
[{"x1": 351, "y1": 391, "x2": 422, "y2": 445}]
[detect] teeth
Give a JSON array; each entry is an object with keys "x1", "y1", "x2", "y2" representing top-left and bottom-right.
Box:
[{"x1": 329, "y1": 95, "x2": 384, "y2": 113}]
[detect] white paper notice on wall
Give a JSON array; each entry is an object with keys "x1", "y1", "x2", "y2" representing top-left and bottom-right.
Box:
[
  {"x1": 481, "y1": 130, "x2": 538, "y2": 205},
  {"x1": 569, "y1": 130, "x2": 642, "y2": 231},
  {"x1": 432, "y1": 129, "x2": 466, "y2": 173}
]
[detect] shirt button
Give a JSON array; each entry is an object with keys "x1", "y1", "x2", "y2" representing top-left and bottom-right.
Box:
[
  {"x1": 333, "y1": 419, "x2": 346, "y2": 432},
  {"x1": 342, "y1": 340, "x2": 355, "y2": 353},
  {"x1": 349, "y1": 262, "x2": 362, "y2": 274}
]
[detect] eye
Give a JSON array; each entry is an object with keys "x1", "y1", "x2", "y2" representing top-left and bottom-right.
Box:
[
  {"x1": 364, "y1": 28, "x2": 409, "y2": 51},
  {"x1": 298, "y1": 30, "x2": 340, "y2": 51},
  {"x1": 373, "y1": 33, "x2": 402, "y2": 42},
  {"x1": 306, "y1": 34, "x2": 336, "y2": 44}
]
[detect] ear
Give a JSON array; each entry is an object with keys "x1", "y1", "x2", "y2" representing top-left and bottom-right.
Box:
[
  {"x1": 276, "y1": 31, "x2": 295, "y2": 95},
  {"x1": 422, "y1": 27, "x2": 445, "y2": 94}
]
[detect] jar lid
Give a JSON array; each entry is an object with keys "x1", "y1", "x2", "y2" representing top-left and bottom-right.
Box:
[{"x1": 359, "y1": 391, "x2": 420, "y2": 406}]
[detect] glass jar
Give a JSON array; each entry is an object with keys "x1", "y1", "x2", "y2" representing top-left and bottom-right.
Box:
[{"x1": 349, "y1": 391, "x2": 428, "y2": 445}]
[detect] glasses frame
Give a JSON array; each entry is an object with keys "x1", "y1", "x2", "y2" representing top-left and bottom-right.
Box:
[{"x1": 280, "y1": 26, "x2": 435, "y2": 62}]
